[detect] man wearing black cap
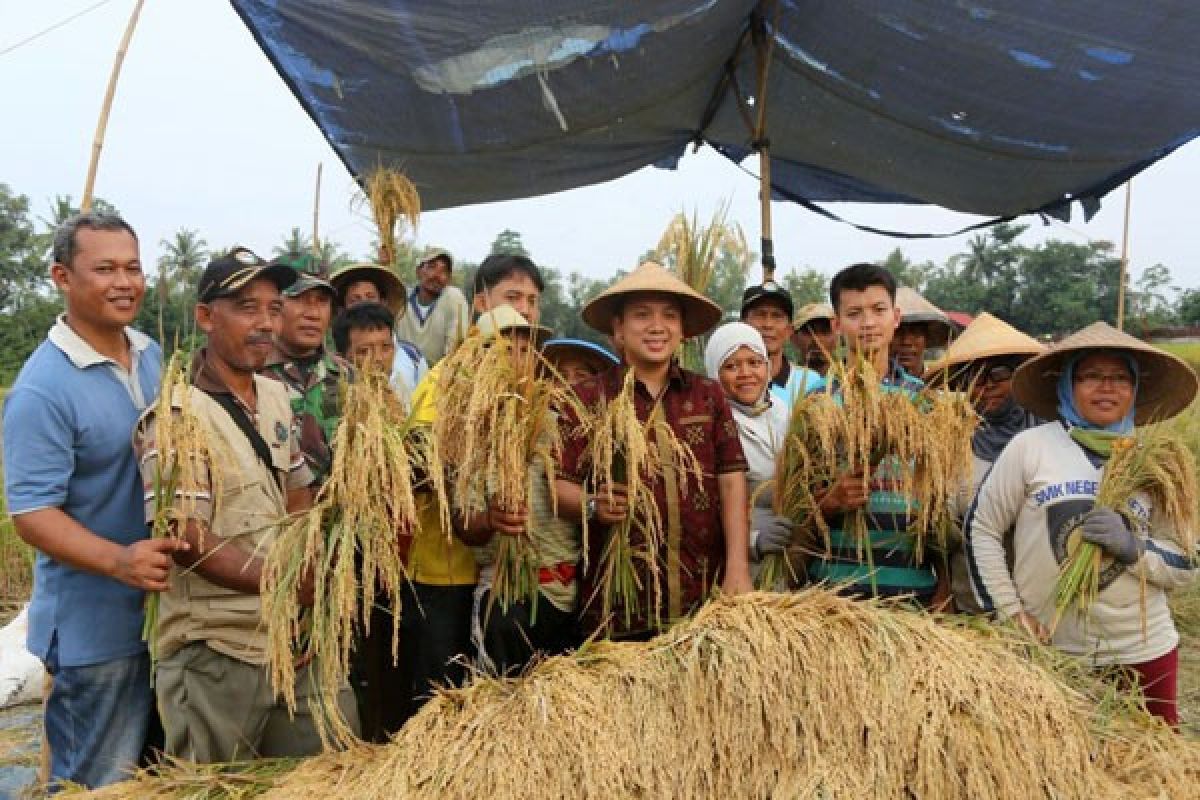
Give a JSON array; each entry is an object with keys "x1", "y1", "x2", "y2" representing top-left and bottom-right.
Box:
[
  {"x1": 740, "y1": 282, "x2": 820, "y2": 409},
  {"x1": 134, "y1": 247, "x2": 350, "y2": 761}
]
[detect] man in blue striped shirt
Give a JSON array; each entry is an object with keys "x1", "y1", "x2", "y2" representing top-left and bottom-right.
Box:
[{"x1": 806, "y1": 263, "x2": 946, "y2": 607}]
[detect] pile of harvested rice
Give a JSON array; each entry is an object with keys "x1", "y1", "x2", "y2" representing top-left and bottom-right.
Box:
[{"x1": 80, "y1": 589, "x2": 1200, "y2": 800}]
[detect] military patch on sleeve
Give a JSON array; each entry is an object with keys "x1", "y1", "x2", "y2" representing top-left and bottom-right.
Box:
[{"x1": 275, "y1": 420, "x2": 289, "y2": 444}]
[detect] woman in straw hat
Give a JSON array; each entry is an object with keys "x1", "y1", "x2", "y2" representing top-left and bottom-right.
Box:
[
  {"x1": 966, "y1": 321, "x2": 1199, "y2": 726},
  {"x1": 926, "y1": 313, "x2": 1046, "y2": 613},
  {"x1": 704, "y1": 322, "x2": 794, "y2": 584},
  {"x1": 555, "y1": 262, "x2": 752, "y2": 640}
]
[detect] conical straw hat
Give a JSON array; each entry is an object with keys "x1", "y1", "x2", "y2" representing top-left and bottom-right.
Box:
[
  {"x1": 582, "y1": 261, "x2": 723, "y2": 338},
  {"x1": 926, "y1": 313, "x2": 1045, "y2": 377},
  {"x1": 1012, "y1": 320, "x2": 1198, "y2": 424},
  {"x1": 896, "y1": 287, "x2": 955, "y2": 347},
  {"x1": 330, "y1": 262, "x2": 406, "y2": 316}
]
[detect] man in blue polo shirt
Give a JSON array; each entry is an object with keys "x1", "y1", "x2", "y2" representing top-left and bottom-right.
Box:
[{"x1": 2, "y1": 212, "x2": 187, "y2": 789}]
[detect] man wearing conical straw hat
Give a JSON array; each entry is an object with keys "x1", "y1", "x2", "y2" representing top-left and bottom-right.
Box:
[
  {"x1": 890, "y1": 286, "x2": 956, "y2": 381},
  {"x1": 925, "y1": 312, "x2": 1046, "y2": 613},
  {"x1": 966, "y1": 321, "x2": 1199, "y2": 727},
  {"x1": 556, "y1": 261, "x2": 752, "y2": 639},
  {"x1": 134, "y1": 248, "x2": 351, "y2": 760}
]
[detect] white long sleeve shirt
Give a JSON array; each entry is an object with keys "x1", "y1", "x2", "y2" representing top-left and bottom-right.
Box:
[{"x1": 965, "y1": 421, "x2": 1196, "y2": 666}]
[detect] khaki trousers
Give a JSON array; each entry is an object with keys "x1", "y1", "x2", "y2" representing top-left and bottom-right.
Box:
[{"x1": 156, "y1": 642, "x2": 360, "y2": 763}]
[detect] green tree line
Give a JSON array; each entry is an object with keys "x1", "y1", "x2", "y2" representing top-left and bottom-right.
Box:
[{"x1": 3, "y1": 183, "x2": 1197, "y2": 382}]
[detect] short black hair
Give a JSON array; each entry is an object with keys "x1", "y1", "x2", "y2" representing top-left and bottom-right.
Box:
[
  {"x1": 472, "y1": 253, "x2": 545, "y2": 295},
  {"x1": 53, "y1": 212, "x2": 138, "y2": 269},
  {"x1": 829, "y1": 262, "x2": 897, "y2": 311},
  {"x1": 332, "y1": 302, "x2": 394, "y2": 356}
]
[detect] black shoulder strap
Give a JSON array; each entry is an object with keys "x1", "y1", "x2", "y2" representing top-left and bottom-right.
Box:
[{"x1": 201, "y1": 389, "x2": 284, "y2": 488}]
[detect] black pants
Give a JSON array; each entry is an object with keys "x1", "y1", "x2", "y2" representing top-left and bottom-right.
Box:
[
  {"x1": 396, "y1": 581, "x2": 474, "y2": 723},
  {"x1": 479, "y1": 590, "x2": 579, "y2": 677},
  {"x1": 350, "y1": 600, "x2": 408, "y2": 742}
]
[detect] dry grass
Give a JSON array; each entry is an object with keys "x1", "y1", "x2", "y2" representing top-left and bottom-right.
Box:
[
  {"x1": 432, "y1": 330, "x2": 574, "y2": 613},
  {"x1": 0, "y1": 388, "x2": 34, "y2": 606},
  {"x1": 768, "y1": 356, "x2": 977, "y2": 589},
  {"x1": 579, "y1": 370, "x2": 702, "y2": 631},
  {"x1": 261, "y1": 370, "x2": 438, "y2": 749},
  {"x1": 141, "y1": 352, "x2": 226, "y2": 662},
  {"x1": 1055, "y1": 423, "x2": 1198, "y2": 625},
  {"x1": 73, "y1": 590, "x2": 1200, "y2": 799},
  {"x1": 356, "y1": 167, "x2": 420, "y2": 266}
]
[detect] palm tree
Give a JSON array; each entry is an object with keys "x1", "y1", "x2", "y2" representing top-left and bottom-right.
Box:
[
  {"x1": 274, "y1": 227, "x2": 311, "y2": 262},
  {"x1": 158, "y1": 228, "x2": 208, "y2": 289}
]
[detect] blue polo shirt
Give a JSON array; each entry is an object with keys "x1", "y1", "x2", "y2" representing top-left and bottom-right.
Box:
[{"x1": 3, "y1": 318, "x2": 161, "y2": 668}]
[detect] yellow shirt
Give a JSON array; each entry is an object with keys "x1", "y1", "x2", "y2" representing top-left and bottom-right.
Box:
[{"x1": 407, "y1": 362, "x2": 478, "y2": 586}]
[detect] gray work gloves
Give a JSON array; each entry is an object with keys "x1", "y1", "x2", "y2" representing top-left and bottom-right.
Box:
[
  {"x1": 750, "y1": 509, "x2": 794, "y2": 561},
  {"x1": 1080, "y1": 508, "x2": 1142, "y2": 565}
]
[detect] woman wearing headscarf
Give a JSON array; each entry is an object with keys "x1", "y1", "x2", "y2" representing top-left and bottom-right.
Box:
[
  {"x1": 966, "y1": 322, "x2": 1198, "y2": 727},
  {"x1": 926, "y1": 313, "x2": 1046, "y2": 613},
  {"x1": 704, "y1": 322, "x2": 794, "y2": 574}
]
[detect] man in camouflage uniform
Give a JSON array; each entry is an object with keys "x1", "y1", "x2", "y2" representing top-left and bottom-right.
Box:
[{"x1": 263, "y1": 255, "x2": 352, "y2": 486}]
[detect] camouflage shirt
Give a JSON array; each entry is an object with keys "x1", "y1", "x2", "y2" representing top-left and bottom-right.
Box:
[{"x1": 263, "y1": 346, "x2": 353, "y2": 486}]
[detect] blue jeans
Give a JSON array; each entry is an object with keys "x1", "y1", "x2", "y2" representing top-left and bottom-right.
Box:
[{"x1": 44, "y1": 647, "x2": 152, "y2": 790}]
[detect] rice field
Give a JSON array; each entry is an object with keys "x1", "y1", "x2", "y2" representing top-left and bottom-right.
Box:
[{"x1": 0, "y1": 389, "x2": 35, "y2": 608}]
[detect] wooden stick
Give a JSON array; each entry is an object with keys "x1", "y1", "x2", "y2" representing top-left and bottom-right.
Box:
[
  {"x1": 80, "y1": 0, "x2": 147, "y2": 212},
  {"x1": 752, "y1": 2, "x2": 780, "y2": 284},
  {"x1": 1116, "y1": 180, "x2": 1133, "y2": 331},
  {"x1": 312, "y1": 162, "x2": 323, "y2": 261}
]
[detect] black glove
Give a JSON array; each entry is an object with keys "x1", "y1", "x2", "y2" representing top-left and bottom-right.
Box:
[{"x1": 1080, "y1": 508, "x2": 1142, "y2": 565}]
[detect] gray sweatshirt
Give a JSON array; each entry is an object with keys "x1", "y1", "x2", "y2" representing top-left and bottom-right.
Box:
[{"x1": 965, "y1": 421, "x2": 1196, "y2": 666}]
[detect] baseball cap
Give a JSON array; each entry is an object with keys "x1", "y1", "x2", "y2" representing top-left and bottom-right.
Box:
[
  {"x1": 740, "y1": 281, "x2": 794, "y2": 319},
  {"x1": 197, "y1": 247, "x2": 297, "y2": 303}
]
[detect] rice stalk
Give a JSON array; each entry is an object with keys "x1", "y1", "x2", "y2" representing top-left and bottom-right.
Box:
[
  {"x1": 354, "y1": 166, "x2": 420, "y2": 265},
  {"x1": 770, "y1": 355, "x2": 977, "y2": 590},
  {"x1": 582, "y1": 371, "x2": 703, "y2": 631},
  {"x1": 433, "y1": 330, "x2": 576, "y2": 617},
  {"x1": 1054, "y1": 423, "x2": 1199, "y2": 627},
  {"x1": 66, "y1": 756, "x2": 299, "y2": 799},
  {"x1": 260, "y1": 370, "x2": 442, "y2": 748},
  {"x1": 142, "y1": 351, "x2": 226, "y2": 669}
]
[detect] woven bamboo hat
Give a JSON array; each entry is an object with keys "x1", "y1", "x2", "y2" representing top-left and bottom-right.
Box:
[
  {"x1": 793, "y1": 302, "x2": 835, "y2": 331},
  {"x1": 1012, "y1": 321, "x2": 1198, "y2": 424},
  {"x1": 475, "y1": 304, "x2": 552, "y2": 346},
  {"x1": 896, "y1": 287, "x2": 956, "y2": 347},
  {"x1": 581, "y1": 261, "x2": 723, "y2": 338},
  {"x1": 926, "y1": 313, "x2": 1045, "y2": 379},
  {"x1": 330, "y1": 262, "x2": 406, "y2": 316}
]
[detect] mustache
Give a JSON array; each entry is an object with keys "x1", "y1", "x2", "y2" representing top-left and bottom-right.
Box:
[{"x1": 246, "y1": 333, "x2": 274, "y2": 346}]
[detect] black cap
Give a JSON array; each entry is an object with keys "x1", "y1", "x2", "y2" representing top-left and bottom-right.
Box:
[
  {"x1": 740, "y1": 281, "x2": 794, "y2": 319},
  {"x1": 198, "y1": 247, "x2": 297, "y2": 303}
]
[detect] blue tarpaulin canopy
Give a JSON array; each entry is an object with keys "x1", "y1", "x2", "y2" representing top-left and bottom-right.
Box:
[{"x1": 231, "y1": 1, "x2": 1200, "y2": 222}]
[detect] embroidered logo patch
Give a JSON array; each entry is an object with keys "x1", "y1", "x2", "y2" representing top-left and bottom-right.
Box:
[{"x1": 275, "y1": 420, "x2": 288, "y2": 444}]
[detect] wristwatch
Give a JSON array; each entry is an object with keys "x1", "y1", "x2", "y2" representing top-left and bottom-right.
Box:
[{"x1": 585, "y1": 497, "x2": 598, "y2": 521}]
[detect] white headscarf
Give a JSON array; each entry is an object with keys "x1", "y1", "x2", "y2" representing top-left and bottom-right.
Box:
[{"x1": 704, "y1": 322, "x2": 789, "y2": 502}]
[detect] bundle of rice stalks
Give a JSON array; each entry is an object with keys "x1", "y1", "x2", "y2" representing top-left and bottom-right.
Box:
[
  {"x1": 433, "y1": 331, "x2": 572, "y2": 616},
  {"x1": 1054, "y1": 422, "x2": 1198, "y2": 625},
  {"x1": 261, "y1": 370, "x2": 442, "y2": 748},
  {"x1": 582, "y1": 371, "x2": 702, "y2": 630},
  {"x1": 68, "y1": 756, "x2": 298, "y2": 800},
  {"x1": 142, "y1": 351, "x2": 225, "y2": 665},
  {"x1": 354, "y1": 166, "x2": 420, "y2": 265},
  {"x1": 144, "y1": 590, "x2": 1200, "y2": 800},
  {"x1": 767, "y1": 356, "x2": 977, "y2": 590}
]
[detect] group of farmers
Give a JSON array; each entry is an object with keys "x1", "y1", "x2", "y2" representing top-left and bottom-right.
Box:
[{"x1": 3, "y1": 211, "x2": 1196, "y2": 790}]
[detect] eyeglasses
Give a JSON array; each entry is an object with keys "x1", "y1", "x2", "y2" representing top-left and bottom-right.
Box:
[
  {"x1": 1073, "y1": 370, "x2": 1134, "y2": 389},
  {"x1": 951, "y1": 364, "x2": 1013, "y2": 390}
]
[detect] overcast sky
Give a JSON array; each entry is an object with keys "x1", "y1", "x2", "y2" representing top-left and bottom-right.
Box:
[{"x1": 3, "y1": 1, "x2": 1198, "y2": 292}]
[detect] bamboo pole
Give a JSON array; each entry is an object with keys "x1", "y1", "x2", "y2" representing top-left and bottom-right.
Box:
[
  {"x1": 1115, "y1": 180, "x2": 1133, "y2": 331},
  {"x1": 752, "y1": 3, "x2": 779, "y2": 285},
  {"x1": 312, "y1": 162, "x2": 323, "y2": 261},
  {"x1": 80, "y1": 0, "x2": 147, "y2": 212}
]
